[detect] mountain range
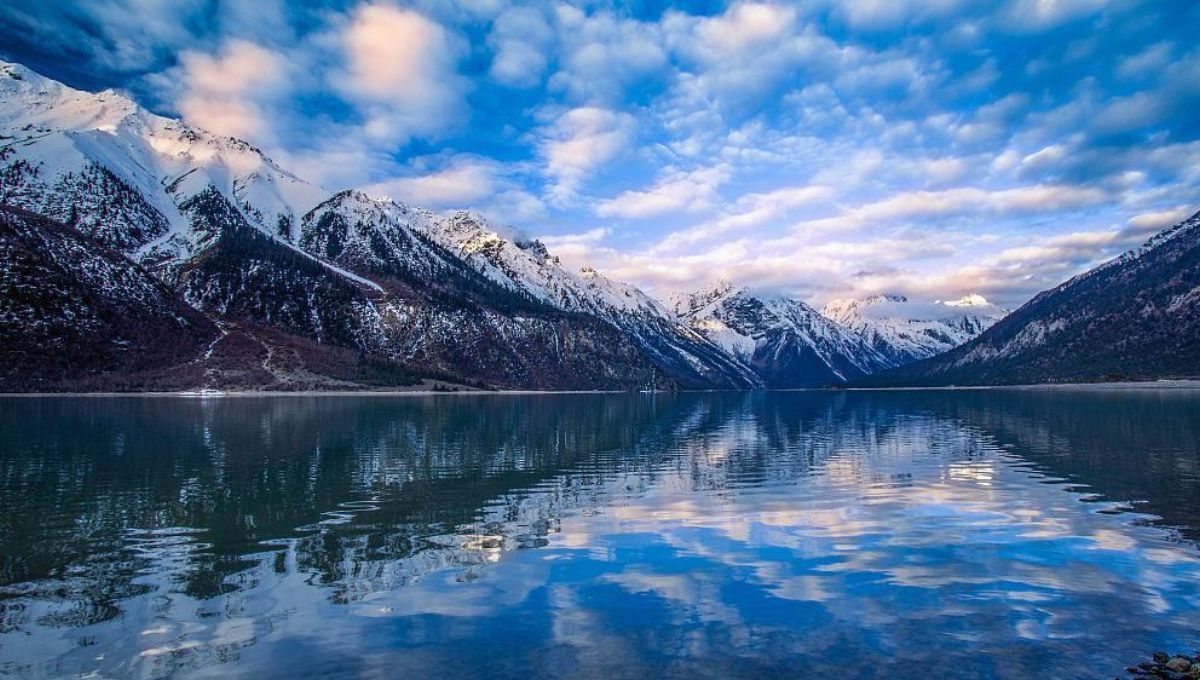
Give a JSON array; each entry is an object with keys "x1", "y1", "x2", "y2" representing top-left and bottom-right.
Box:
[
  {"x1": 860, "y1": 209, "x2": 1200, "y2": 386},
  {"x1": 1, "y1": 60, "x2": 1193, "y2": 391}
]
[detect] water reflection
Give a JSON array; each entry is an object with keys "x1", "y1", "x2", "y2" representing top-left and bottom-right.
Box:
[{"x1": 0, "y1": 389, "x2": 1199, "y2": 678}]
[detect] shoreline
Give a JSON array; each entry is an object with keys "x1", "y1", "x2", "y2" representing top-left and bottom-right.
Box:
[
  {"x1": 840, "y1": 378, "x2": 1200, "y2": 392},
  {"x1": 3, "y1": 379, "x2": 1200, "y2": 397}
]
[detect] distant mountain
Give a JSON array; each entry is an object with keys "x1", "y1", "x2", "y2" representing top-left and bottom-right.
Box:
[
  {"x1": 428, "y1": 213, "x2": 760, "y2": 389},
  {"x1": 0, "y1": 60, "x2": 755, "y2": 391},
  {"x1": 673, "y1": 282, "x2": 891, "y2": 387},
  {"x1": 860, "y1": 210, "x2": 1200, "y2": 386},
  {"x1": 822, "y1": 293, "x2": 1005, "y2": 365}
]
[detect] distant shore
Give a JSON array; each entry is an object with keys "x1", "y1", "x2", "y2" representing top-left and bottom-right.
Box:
[
  {"x1": 3, "y1": 379, "x2": 1200, "y2": 397},
  {"x1": 842, "y1": 379, "x2": 1200, "y2": 392}
]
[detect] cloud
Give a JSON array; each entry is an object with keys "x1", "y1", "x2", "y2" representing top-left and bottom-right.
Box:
[
  {"x1": 539, "y1": 106, "x2": 636, "y2": 202},
  {"x1": 1116, "y1": 42, "x2": 1174, "y2": 80},
  {"x1": 691, "y1": 3, "x2": 797, "y2": 52},
  {"x1": 540, "y1": 227, "x2": 610, "y2": 248},
  {"x1": 4, "y1": 0, "x2": 1199, "y2": 313},
  {"x1": 1126, "y1": 206, "x2": 1194, "y2": 232},
  {"x1": 361, "y1": 154, "x2": 548, "y2": 224},
  {"x1": 662, "y1": 3, "x2": 841, "y2": 117},
  {"x1": 595, "y1": 167, "x2": 727, "y2": 219},
  {"x1": 339, "y1": 5, "x2": 467, "y2": 144},
  {"x1": 997, "y1": 0, "x2": 1109, "y2": 32},
  {"x1": 364, "y1": 159, "x2": 496, "y2": 207},
  {"x1": 176, "y1": 40, "x2": 291, "y2": 142},
  {"x1": 548, "y1": 6, "x2": 668, "y2": 104},
  {"x1": 795, "y1": 184, "x2": 1111, "y2": 234},
  {"x1": 487, "y1": 7, "x2": 554, "y2": 87},
  {"x1": 833, "y1": 0, "x2": 970, "y2": 31}
]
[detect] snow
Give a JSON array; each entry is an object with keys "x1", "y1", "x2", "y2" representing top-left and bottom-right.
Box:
[
  {"x1": 821, "y1": 293, "x2": 1005, "y2": 365},
  {"x1": 939, "y1": 293, "x2": 991, "y2": 307},
  {"x1": 6, "y1": 59, "x2": 1024, "y2": 389},
  {"x1": 1, "y1": 59, "x2": 329, "y2": 254},
  {"x1": 677, "y1": 284, "x2": 892, "y2": 377}
]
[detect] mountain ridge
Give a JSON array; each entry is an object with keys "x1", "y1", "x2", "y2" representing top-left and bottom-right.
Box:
[
  {"x1": 6, "y1": 58, "x2": 1178, "y2": 392},
  {"x1": 858, "y1": 209, "x2": 1200, "y2": 386},
  {"x1": 0, "y1": 60, "x2": 753, "y2": 391}
]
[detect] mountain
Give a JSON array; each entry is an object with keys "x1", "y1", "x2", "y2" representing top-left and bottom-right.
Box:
[
  {"x1": 426, "y1": 213, "x2": 760, "y2": 389},
  {"x1": 0, "y1": 60, "x2": 758, "y2": 391},
  {"x1": 860, "y1": 210, "x2": 1200, "y2": 386},
  {"x1": 821, "y1": 293, "x2": 1005, "y2": 366},
  {"x1": 0, "y1": 204, "x2": 216, "y2": 390},
  {"x1": 673, "y1": 282, "x2": 892, "y2": 387}
]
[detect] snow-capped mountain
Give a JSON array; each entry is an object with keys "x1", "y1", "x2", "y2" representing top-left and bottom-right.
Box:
[
  {"x1": 862, "y1": 210, "x2": 1200, "y2": 386},
  {"x1": 821, "y1": 293, "x2": 1005, "y2": 366},
  {"x1": 0, "y1": 60, "x2": 754, "y2": 391},
  {"x1": 674, "y1": 281, "x2": 892, "y2": 387},
  {"x1": 426, "y1": 213, "x2": 760, "y2": 388}
]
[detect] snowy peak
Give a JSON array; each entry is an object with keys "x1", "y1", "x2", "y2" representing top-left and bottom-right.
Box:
[
  {"x1": 0, "y1": 60, "x2": 751, "y2": 391},
  {"x1": 676, "y1": 284, "x2": 891, "y2": 386},
  {"x1": 671, "y1": 279, "x2": 736, "y2": 317},
  {"x1": 822, "y1": 293, "x2": 1005, "y2": 366},
  {"x1": 863, "y1": 208, "x2": 1200, "y2": 386},
  {"x1": 0, "y1": 59, "x2": 328, "y2": 253},
  {"x1": 939, "y1": 293, "x2": 991, "y2": 308},
  {"x1": 0, "y1": 60, "x2": 143, "y2": 133}
]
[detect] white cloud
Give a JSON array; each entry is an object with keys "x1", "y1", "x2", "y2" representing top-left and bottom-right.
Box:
[
  {"x1": 795, "y1": 184, "x2": 1111, "y2": 234},
  {"x1": 360, "y1": 154, "x2": 548, "y2": 224},
  {"x1": 998, "y1": 0, "x2": 1109, "y2": 32},
  {"x1": 1116, "y1": 42, "x2": 1174, "y2": 80},
  {"x1": 662, "y1": 4, "x2": 844, "y2": 115},
  {"x1": 595, "y1": 167, "x2": 727, "y2": 219},
  {"x1": 365, "y1": 161, "x2": 495, "y2": 207},
  {"x1": 487, "y1": 7, "x2": 554, "y2": 88},
  {"x1": 339, "y1": 5, "x2": 467, "y2": 144},
  {"x1": 646, "y1": 183, "x2": 833, "y2": 252},
  {"x1": 834, "y1": 0, "x2": 969, "y2": 31},
  {"x1": 692, "y1": 3, "x2": 797, "y2": 53},
  {"x1": 539, "y1": 227, "x2": 610, "y2": 247},
  {"x1": 1126, "y1": 206, "x2": 1193, "y2": 232},
  {"x1": 539, "y1": 107, "x2": 636, "y2": 202},
  {"x1": 548, "y1": 6, "x2": 668, "y2": 103},
  {"x1": 176, "y1": 40, "x2": 291, "y2": 142}
]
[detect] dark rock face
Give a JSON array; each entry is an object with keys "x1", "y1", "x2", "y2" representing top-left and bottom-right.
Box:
[
  {"x1": 861, "y1": 211, "x2": 1200, "y2": 386},
  {"x1": 0, "y1": 205, "x2": 215, "y2": 390},
  {"x1": 175, "y1": 187, "x2": 376, "y2": 349}
]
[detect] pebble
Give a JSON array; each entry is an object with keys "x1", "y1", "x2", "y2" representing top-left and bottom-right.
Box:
[
  {"x1": 1124, "y1": 650, "x2": 1200, "y2": 679},
  {"x1": 1166, "y1": 658, "x2": 1191, "y2": 672}
]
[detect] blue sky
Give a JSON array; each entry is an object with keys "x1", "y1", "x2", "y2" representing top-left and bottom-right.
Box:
[{"x1": 2, "y1": 0, "x2": 1198, "y2": 306}]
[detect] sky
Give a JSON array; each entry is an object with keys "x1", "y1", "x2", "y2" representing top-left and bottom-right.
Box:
[{"x1": 1, "y1": 0, "x2": 1198, "y2": 307}]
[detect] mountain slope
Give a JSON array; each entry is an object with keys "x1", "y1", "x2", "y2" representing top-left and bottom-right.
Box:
[
  {"x1": 821, "y1": 293, "x2": 1004, "y2": 366},
  {"x1": 861, "y1": 210, "x2": 1200, "y2": 385},
  {"x1": 0, "y1": 60, "x2": 748, "y2": 391},
  {"x1": 0, "y1": 204, "x2": 216, "y2": 390},
  {"x1": 425, "y1": 212, "x2": 761, "y2": 389},
  {"x1": 674, "y1": 282, "x2": 891, "y2": 387}
]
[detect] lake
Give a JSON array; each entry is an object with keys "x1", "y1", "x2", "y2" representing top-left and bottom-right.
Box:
[{"x1": 2, "y1": 388, "x2": 1199, "y2": 679}]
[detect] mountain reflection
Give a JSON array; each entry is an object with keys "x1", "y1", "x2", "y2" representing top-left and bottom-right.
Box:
[{"x1": 1, "y1": 389, "x2": 1199, "y2": 679}]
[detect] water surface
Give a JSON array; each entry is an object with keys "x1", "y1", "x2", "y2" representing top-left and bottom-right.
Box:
[{"x1": 2, "y1": 388, "x2": 1199, "y2": 678}]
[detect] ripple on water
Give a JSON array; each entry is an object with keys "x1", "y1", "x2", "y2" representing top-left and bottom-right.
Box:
[{"x1": 0, "y1": 390, "x2": 1199, "y2": 679}]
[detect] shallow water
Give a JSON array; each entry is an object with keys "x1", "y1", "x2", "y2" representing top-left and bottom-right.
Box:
[{"x1": 1, "y1": 388, "x2": 1199, "y2": 679}]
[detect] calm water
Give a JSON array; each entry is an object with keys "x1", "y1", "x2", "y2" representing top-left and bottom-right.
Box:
[{"x1": 2, "y1": 389, "x2": 1200, "y2": 679}]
